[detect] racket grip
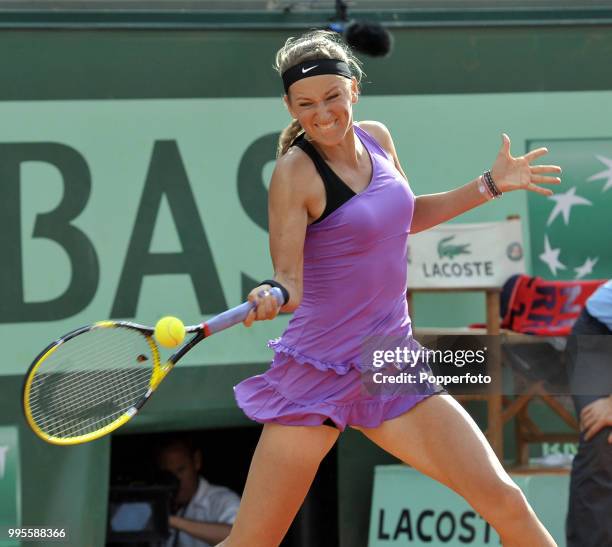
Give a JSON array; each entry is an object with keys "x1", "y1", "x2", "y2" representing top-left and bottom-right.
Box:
[{"x1": 204, "y1": 287, "x2": 284, "y2": 335}]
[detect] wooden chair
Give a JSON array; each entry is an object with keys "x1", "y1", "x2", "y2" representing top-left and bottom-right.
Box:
[
  {"x1": 410, "y1": 275, "x2": 606, "y2": 465},
  {"x1": 495, "y1": 275, "x2": 605, "y2": 465}
]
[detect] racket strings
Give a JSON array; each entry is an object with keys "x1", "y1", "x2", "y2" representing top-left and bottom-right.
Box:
[
  {"x1": 29, "y1": 340, "x2": 150, "y2": 414},
  {"x1": 30, "y1": 367, "x2": 144, "y2": 434},
  {"x1": 30, "y1": 369, "x2": 149, "y2": 438},
  {"x1": 30, "y1": 346, "x2": 152, "y2": 437},
  {"x1": 35, "y1": 374, "x2": 133, "y2": 437},
  {"x1": 27, "y1": 327, "x2": 156, "y2": 439}
]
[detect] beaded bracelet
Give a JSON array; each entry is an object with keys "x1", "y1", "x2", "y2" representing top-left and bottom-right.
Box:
[{"x1": 483, "y1": 170, "x2": 503, "y2": 199}]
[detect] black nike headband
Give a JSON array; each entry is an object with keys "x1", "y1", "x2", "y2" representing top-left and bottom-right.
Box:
[{"x1": 281, "y1": 59, "x2": 352, "y2": 94}]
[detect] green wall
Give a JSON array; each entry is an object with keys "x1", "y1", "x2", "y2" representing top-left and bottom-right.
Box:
[
  {"x1": 2, "y1": 17, "x2": 612, "y2": 547},
  {"x1": 3, "y1": 92, "x2": 611, "y2": 376}
]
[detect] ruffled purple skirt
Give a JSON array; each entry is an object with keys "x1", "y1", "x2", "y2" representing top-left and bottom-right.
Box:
[{"x1": 233, "y1": 351, "x2": 443, "y2": 432}]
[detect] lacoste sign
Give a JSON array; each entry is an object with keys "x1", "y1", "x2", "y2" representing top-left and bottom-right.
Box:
[
  {"x1": 408, "y1": 219, "x2": 526, "y2": 288},
  {"x1": 437, "y1": 236, "x2": 471, "y2": 259}
]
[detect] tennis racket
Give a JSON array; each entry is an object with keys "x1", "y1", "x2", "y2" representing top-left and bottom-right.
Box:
[{"x1": 23, "y1": 288, "x2": 283, "y2": 446}]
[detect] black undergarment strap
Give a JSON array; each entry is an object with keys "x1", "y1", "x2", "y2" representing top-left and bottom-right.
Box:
[{"x1": 291, "y1": 133, "x2": 356, "y2": 224}]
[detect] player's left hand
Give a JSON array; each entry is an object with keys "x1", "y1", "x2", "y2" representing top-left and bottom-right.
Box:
[
  {"x1": 580, "y1": 395, "x2": 612, "y2": 443},
  {"x1": 490, "y1": 133, "x2": 562, "y2": 196}
]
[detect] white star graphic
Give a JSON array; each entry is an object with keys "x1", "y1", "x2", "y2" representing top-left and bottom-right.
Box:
[
  {"x1": 574, "y1": 257, "x2": 599, "y2": 280},
  {"x1": 539, "y1": 235, "x2": 566, "y2": 277},
  {"x1": 587, "y1": 154, "x2": 612, "y2": 192},
  {"x1": 546, "y1": 187, "x2": 592, "y2": 226}
]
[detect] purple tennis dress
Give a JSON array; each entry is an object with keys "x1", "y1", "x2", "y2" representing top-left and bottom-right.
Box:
[{"x1": 233, "y1": 124, "x2": 443, "y2": 431}]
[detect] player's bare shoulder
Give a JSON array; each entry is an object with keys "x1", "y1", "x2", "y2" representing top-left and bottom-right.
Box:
[
  {"x1": 269, "y1": 144, "x2": 321, "y2": 209},
  {"x1": 356, "y1": 120, "x2": 393, "y2": 154},
  {"x1": 357, "y1": 120, "x2": 408, "y2": 182}
]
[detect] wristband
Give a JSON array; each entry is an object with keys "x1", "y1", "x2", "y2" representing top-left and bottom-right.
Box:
[
  {"x1": 477, "y1": 176, "x2": 494, "y2": 200},
  {"x1": 260, "y1": 279, "x2": 290, "y2": 305}
]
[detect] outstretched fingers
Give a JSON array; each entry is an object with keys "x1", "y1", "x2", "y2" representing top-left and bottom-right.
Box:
[
  {"x1": 524, "y1": 147, "x2": 549, "y2": 162},
  {"x1": 528, "y1": 163, "x2": 562, "y2": 193},
  {"x1": 530, "y1": 174, "x2": 561, "y2": 185},
  {"x1": 526, "y1": 182, "x2": 554, "y2": 196},
  {"x1": 530, "y1": 164, "x2": 562, "y2": 174}
]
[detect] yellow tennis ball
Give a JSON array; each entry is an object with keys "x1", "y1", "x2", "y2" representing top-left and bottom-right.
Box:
[{"x1": 154, "y1": 316, "x2": 185, "y2": 348}]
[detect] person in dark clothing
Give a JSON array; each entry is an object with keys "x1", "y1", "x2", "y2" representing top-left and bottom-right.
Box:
[{"x1": 566, "y1": 280, "x2": 612, "y2": 547}]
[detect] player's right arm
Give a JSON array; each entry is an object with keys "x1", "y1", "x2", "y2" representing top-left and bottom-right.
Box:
[{"x1": 243, "y1": 148, "x2": 320, "y2": 326}]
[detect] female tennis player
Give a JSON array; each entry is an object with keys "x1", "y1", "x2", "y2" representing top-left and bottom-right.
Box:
[{"x1": 222, "y1": 30, "x2": 561, "y2": 547}]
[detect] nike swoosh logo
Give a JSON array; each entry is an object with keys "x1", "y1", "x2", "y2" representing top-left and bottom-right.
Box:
[{"x1": 302, "y1": 65, "x2": 318, "y2": 74}]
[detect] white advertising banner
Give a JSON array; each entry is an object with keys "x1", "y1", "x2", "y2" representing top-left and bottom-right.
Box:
[
  {"x1": 368, "y1": 465, "x2": 568, "y2": 546},
  {"x1": 407, "y1": 219, "x2": 526, "y2": 288}
]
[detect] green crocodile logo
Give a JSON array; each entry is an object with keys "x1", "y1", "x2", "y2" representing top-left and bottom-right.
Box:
[{"x1": 437, "y1": 236, "x2": 471, "y2": 259}]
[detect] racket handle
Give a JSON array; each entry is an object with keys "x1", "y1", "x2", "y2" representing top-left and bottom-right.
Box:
[{"x1": 204, "y1": 287, "x2": 284, "y2": 335}]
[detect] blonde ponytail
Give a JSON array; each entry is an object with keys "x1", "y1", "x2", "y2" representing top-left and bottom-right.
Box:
[{"x1": 277, "y1": 119, "x2": 304, "y2": 158}]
